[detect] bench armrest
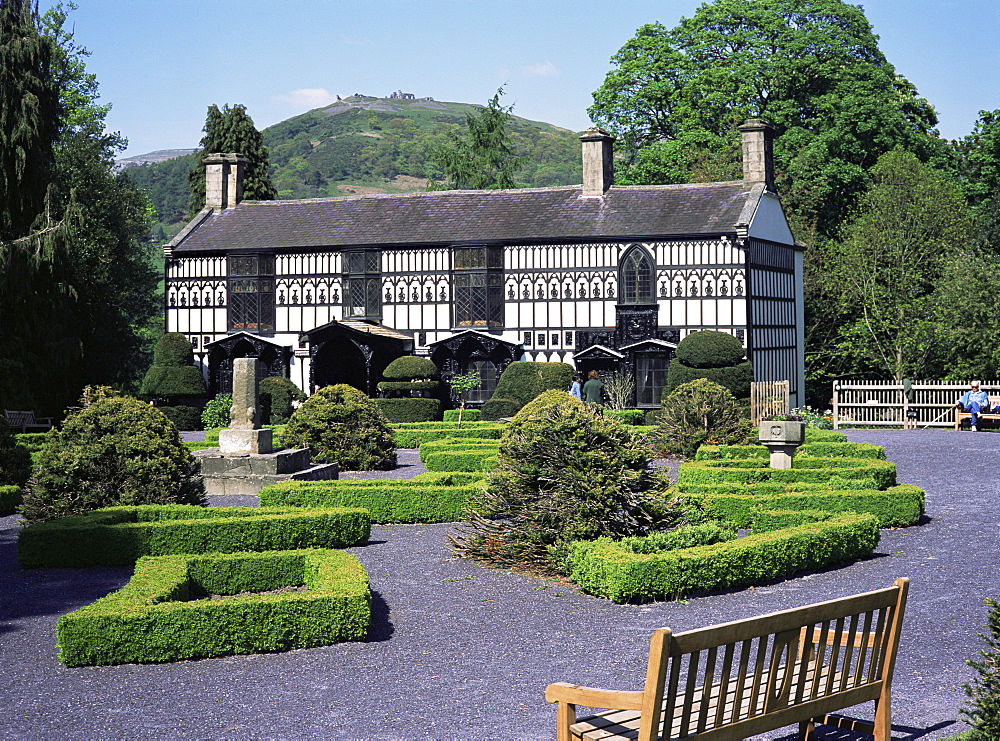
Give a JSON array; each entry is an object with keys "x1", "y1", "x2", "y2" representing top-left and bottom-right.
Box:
[{"x1": 545, "y1": 682, "x2": 644, "y2": 710}]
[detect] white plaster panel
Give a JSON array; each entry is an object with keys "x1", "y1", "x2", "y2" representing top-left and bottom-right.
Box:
[{"x1": 747, "y1": 193, "x2": 795, "y2": 245}]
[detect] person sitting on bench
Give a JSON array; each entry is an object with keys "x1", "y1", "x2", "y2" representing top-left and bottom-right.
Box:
[{"x1": 958, "y1": 381, "x2": 991, "y2": 431}]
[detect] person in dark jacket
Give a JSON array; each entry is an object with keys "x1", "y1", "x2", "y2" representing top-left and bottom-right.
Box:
[{"x1": 583, "y1": 370, "x2": 603, "y2": 407}]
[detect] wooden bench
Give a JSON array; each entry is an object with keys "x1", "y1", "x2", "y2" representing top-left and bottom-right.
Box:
[
  {"x1": 546, "y1": 577, "x2": 909, "y2": 741},
  {"x1": 3, "y1": 409, "x2": 55, "y2": 433},
  {"x1": 955, "y1": 396, "x2": 1000, "y2": 430}
]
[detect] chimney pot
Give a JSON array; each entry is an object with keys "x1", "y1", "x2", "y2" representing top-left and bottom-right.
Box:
[
  {"x1": 204, "y1": 153, "x2": 247, "y2": 211},
  {"x1": 737, "y1": 119, "x2": 776, "y2": 193},
  {"x1": 580, "y1": 127, "x2": 615, "y2": 197}
]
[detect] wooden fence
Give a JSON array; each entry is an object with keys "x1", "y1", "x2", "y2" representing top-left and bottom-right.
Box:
[
  {"x1": 831, "y1": 380, "x2": 1000, "y2": 429},
  {"x1": 750, "y1": 380, "x2": 790, "y2": 424}
]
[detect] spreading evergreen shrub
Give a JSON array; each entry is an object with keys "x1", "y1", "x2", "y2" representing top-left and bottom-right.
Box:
[
  {"x1": 140, "y1": 333, "x2": 208, "y2": 401},
  {"x1": 156, "y1": 405, "x2": 203, "y2": 431},
  {"x1": 962, "y1": 597, "x2": 1000, "y2": 738},
  {"x1": 201, "y1": 393, "x2": 231, "y2": 429},
  {"x1": 656, "y1": 379, "x2": 755, "y2": 459},
  {"x1": 20, "y1": 394, "x2": 204, "y2": 523},
  {"x1": 0, "y1": 415, "x2": 31, "y2": 487},
  {"x1": 279, "y1": 384, "x2": 396, "y2": 471},
  {"x1": 451, "y1": 390, "x2": 679, "y2": 575},
  {"x1": 374, "y1": 398, "x2": 441, "y2": 423},
  {"x1": 480, "y1": 361, "x2": 574, "y2": 420},
  {"x1": 664, "y1": 330, "x2": 753, "y2": 398},
  {"x1": 259, "y1": 376, "x2": 306, "y2": 424}
]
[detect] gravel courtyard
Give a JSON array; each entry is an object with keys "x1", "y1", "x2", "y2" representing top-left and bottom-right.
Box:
[{"x1": 1, "y1": 429, "x2": 995, "y2": 739}]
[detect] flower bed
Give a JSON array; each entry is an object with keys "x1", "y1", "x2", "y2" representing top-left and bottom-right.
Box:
[{"x1": 56, "y1": 548, "x2": 370, "y2": 666}]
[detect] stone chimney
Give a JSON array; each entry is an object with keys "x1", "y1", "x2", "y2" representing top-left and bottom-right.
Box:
[
  {"x1": 580, "y1": 127, "x2": 615, "y2": 197},
  {"x1": 737, "y1": 119, "x2": 776, "y2": 193},
  {"x1": 204, "y1": 153, "x2": 246, "y2": 211}
]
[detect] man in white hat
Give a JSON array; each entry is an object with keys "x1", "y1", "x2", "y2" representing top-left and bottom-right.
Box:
[{"x1": 957, "y1": 381, "x2": 991, "y2": 431}]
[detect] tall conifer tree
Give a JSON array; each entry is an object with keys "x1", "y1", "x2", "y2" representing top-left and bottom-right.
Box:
[{"x1": 188, "y1": 103, "x2": 276, "y2": 216}]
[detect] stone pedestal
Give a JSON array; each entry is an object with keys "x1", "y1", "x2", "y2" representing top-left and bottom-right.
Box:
[
  {"x1": 196, "y1": 447, "x2": 338, "y2": 498},
  {"x1": 218, "y1": 428, "x2": 273, "y2": 454},
  {"x1": 759, "y1": 420, "x2": 806, "y2": 470}
]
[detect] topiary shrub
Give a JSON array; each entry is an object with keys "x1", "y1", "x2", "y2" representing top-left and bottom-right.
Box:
[
  {"x1": 21, "y1": 392, "x2": 204, "y2": 523},
  {"x1": 374, "y1": 398, "x2": 441, "y2": 423},
  {"x1": 201, "y1": 393, "x2": 231, "y2": 429},
  {"x1": 259, "y1": 377, "x2": 306, "y2": 424},
  {"x1": 450, "y1": 389, "x2": 680, "y2": 575},
  {"x1": 381, "y1": 356, "x2": 438, "y2": 381},
  {"x1": 480, "y1": 361, "x2": 574, "y2": 420},
  {"x1": 156, "y1": 405, "x2": 203, "y2": 431},
  {"x1": 139, "y1": 333, "x2": 208, "y2": 402},
  {"x1": 664, "y1": 330, "x2": 753, "y2": 398},
  {"x1": 279, "y1": 384, "x2": 396, "y2": 471},
  {"x1": 0, "y1": 415, "x2": 31, "y2": 487},
  {"x1": 656, "y1": 378, "x2": 755, "y2": 460}
]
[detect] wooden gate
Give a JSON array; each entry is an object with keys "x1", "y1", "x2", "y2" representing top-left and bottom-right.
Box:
[{"x1": 831, "y1": 380, "x2": 999, "y2": 429}]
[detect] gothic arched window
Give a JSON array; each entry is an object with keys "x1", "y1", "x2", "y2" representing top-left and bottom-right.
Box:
[{"x1": 619, "y1": 246, "x2": 654, "y2": 304}]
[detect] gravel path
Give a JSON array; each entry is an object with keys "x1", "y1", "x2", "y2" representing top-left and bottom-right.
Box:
[{"x1": 1, "y1": 429, "x2": 996, "y2": 739}]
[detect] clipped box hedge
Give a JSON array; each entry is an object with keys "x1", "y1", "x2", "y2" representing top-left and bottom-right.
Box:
[
  {"x1": 678, "y1": 457, "x2": 896, "y2": 490},
  {"x1": 0, "y1": 485, "x2": 21, "y2": 516},
  {"x1": 18, "y1": 505, "x2": 371, "y2": 568},
  {"x1": 423, "y1": 449, "x2": 497, "y2": 472},
  {"x1": 391, "y1": 423, "x2": 504, "y2": 448},
  {"x1": 443, "y1": 409, "x2": 481, "y2": 423},
  {"x1": 259, "y1": 480, "x2": 481, "y2": 523},
  {"x1": 682, "y1": 484, "x2": 925, "y2": 529},
  {"x1": 565, "y1": 513, "x2": 880, "y2": 603},
  {"x1": 417, "y1": 438, "x2": 500, "y2": 462},
  {"x1": 56, "y1": 548, "x2": 370, "y2": 666},
  {"x1": 374, "y1": 397, "x2": 441, "y2": 423},
  {"x1": 695, "y1": 441, "x2": 886, "y2": 461}
]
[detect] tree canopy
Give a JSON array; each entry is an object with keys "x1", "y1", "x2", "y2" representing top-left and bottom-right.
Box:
[{"x1": 188, "y1": 103, "x2": 276, "y2": 216}]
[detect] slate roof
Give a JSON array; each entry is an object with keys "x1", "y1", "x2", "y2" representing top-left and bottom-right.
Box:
[{"x1": 168, "y1": 182, "x2": 753, "y2": 254}]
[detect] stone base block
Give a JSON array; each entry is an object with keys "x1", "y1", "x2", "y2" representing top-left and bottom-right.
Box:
[
  {"x1": 200, "y1": 463, "x2": 339, "y2": 498},
  {"x1": 194, "y1": 447, "x2": 338, "y2": 498},
  {"x1": 218, "y1": 428, "x2": 273, "y2": 455}
]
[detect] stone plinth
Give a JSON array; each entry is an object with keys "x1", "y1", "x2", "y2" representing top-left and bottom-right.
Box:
[
  {"x1": 195, "y1": 447, "x2": 338, "y2": 498},
  {"x1": 218, "y1": 428, "x2": 273, "y2": 455}
]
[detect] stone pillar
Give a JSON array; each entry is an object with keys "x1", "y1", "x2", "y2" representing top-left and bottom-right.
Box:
[
  {"x1": 737, "y1": 119, "x2": 776, "y2": 193},
  {"x1": 218, "y1": 358, "x2": 273, "y2": 454},
  {"x1": 204, "y1": 153, "x2": 246, "y2": 211},
  {"x1": 580, "y1": 127, "x2": 615, "y2": 197}
]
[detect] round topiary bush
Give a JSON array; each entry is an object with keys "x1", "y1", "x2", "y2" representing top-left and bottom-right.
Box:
[
  {"x1": 259, "y1": 376, "x2": 307, "y2": 425},
  {"x1": 381, "y1": 356, "x2": 438, "y2": 381},
  {"x1": 665, "y1": 330, "x2": 753, "y2": 398},
  {"x1": 656, "y1": 378, "x2": 755, "y2": 459},
  {"x1": 279, "y1": 384, "x2": 396, "y2": 471},
  {"x1": 451, "y1": 389, "x2": 679, "y2": 575},
  {"x1": 0, "y1": 415, "x2": 31, "y2": 487},
  {"x1": 140, "y1": 333, "x2": 208, "y2": 402},
  {"x1": 21, "y1": 393, "x2": 204, "y2": 523}
]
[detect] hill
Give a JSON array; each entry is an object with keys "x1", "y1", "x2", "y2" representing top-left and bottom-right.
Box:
[{"x1": 124, "y1": 96, "x2": 585, "y2": 231}]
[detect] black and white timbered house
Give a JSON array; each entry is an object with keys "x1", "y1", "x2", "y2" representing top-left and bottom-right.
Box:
[{"x1": 164, "y1": 119, "x2": 805, "y2": 409}]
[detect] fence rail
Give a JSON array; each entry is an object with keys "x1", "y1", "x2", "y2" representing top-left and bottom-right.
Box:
[
  {"x1": 832, "y1": 380, "x2": 998, "y2": 429},
  {"x1": 750, "y1": 380, "x2": 790, "y2": 424}
]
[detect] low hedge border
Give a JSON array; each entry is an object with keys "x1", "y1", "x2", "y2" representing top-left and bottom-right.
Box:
[
  {"x1": 0, "y1": 484, "x2": 21, "y2": 516},
  {"x1": 374, "y1": 398, "x2": 441, "y2": 423},
  {"x1": 423, "y1": 449, "x2": 498, "y2": 473},
  {"x1": 678, "y1": 457, "x2": 896, "y2": 490},
  {"x1": 392, "y1": 425, "x2": 504, "y2": 448},
  {"x1": 259, "y1": 480, "x2": 481, "y2": 523},
  {"x1": 13, "y1": 432, "x2": 48, "y2": 451},
  {"x1": 18, "y1": 505, "x2": 371, "y2": 568},
  {"x1": 417, "y1": 438, "x2": 500, "y2": 462},
  {"x1": 682, "y1": 484, "x2": 925, "y2": 529},
  {"x1": 56, "y1": 548, "x2": 371, "y2": 666},
  {"x1": 443, "y1": 409, "x2": 481, "y2": 423},
  {"x1": 408, "y1": 472, "x2": 485, "y2": 486},
  {"x1": 564, "y1": 513, "x2": 880, "y2": 603},
  {"x1": 694, "y1": 442, "x2": 886, "y2": 461}
]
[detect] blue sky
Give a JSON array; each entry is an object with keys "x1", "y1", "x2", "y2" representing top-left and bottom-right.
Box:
[{"x1": 42, "y1": 0, "x2": 999, "y2": 157}]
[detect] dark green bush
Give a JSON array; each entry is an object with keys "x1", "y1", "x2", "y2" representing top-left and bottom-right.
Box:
[
  {"x1": 604, "y1": 409, "x2": 645, "y2": 425},
  {"x1": 140, "y1": 333, "x2": 208, "y2": 401},
  {"x1": 962, "y1": 597, "x2": 1000, "y2": 738},
  {"x1": 259, "y1": 376, "x2": 306, "y2": 424},
  {"x1": 279, "y1": 384, "x2": 396, "y2": 471},
  {"x1": 656, "y1": 379, "x2": 755, "y2": 459},
  {"x1": 201, "y1": 393, "x2": 231, "y2": 429},
  {"x1": 18, "y1": 505, "x2": 371, "y2": 568},
  {"x1": 480, "y1": 362, "x2": 574, "y2": 420},
  {"x1": 381, "y1": 355, "x2": 438, "y2": 380},
  {"x1": 451, "y1": 390, "x2": 679, "y2": 575},
  {"x1": 56, "y1": 548, "x2": 370, "y2": 666},
  {"x1": 0, "y1": 415, "x2": 31, "y2": 487},
  {"x1": 156, "y1": 405, "x2": 202, "y2": 431},
  {"x1": 21, "y1": 395, "x2": 204, "y2": 523},
  {"x1": 480, "y1": 397, "x2": 522, "y2": 421},
  {"x1": 0, "y1": 484, "x2": 22, "y2": 516},
  {"x1": 374, "y1": 398, "x2": 441, "y2": 422},
  {"x1": 665, "y1": 330, "x2": 753, "y2": 398}
]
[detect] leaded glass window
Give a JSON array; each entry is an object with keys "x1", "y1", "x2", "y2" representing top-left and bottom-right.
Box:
[
  {"x1": 620, "y1": 246, "x2": 654, "y2": 304},
  {"x1": 452, "y1": 245, "x2": 504, "y2": 328},
  {"x1": 227, "y1": 254, "x2": 275, "y2": 331},
  {"x1": 343, "y1": 250, "x2": 382, "y2": 319}
]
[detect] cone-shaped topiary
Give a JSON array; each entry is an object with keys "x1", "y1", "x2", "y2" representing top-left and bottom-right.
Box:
[
  {"x1": 21, "y1": 390, "x2": 204, "y2": 523},
  {"x1": 140, "y1": 333, "x2": 208, "y2": 401},
  {"x1": 664, "y1": 330, "x2": 753, "y2": 398},
  {"x1": 480, "y1": 361, "x2": 574, "y2": 420},
  {"x1": 279, "y1": 384, "x2": 396, "y2": 471},
  {"x1": 656, "y1": 378, "x2": 755, "y2": 459},
  {"x1": 451, "y1": 389, "x2": 678, "y2": 575},
  {"x1": 259, "y1": 376, "x2": 306, "y2": 424}
]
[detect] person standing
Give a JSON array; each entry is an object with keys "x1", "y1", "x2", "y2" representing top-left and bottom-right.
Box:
[
  {"x1": 568, "y1": 373, "x2": 582, "y2": 400},
  {"x1": 583, "y1": 370, "x2": 604, "y2": 407},
  {"x1": 958, "y1": 381, "x2": 991, "y2": 431}
]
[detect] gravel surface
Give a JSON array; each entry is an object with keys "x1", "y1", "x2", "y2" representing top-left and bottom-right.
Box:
[{"x1": 1, "y1": 429, "x2": 995, "y2": 739}]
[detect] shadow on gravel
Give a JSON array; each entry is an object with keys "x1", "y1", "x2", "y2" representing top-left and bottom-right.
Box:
[
  {"x1": 771, "y1": 718, "x2": 959, "y2": 740},
  {"x1": 365, "y1": 591, "x2": 394, "y2": 642}
]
